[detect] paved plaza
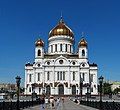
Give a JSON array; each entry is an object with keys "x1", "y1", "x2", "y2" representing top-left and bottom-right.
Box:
[{"x1": 23, "y1": 98, "x2": 98, "y2": 110}]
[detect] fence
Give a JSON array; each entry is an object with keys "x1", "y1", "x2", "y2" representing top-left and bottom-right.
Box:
[
  {"x1": 0, "y1": 100, "x2": 40, "y2": 110},
  {"x1": 80, "y1": 100, "x2": 120, "y2": 110}
]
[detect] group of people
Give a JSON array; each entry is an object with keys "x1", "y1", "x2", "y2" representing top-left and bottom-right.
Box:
[{"x1": 39, "y1": 96, "x2": 64, "y2": 110}]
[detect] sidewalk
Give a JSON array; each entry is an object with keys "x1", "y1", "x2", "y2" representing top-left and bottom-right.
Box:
[{"x1": 23, "y1": 98, "x2": 99, "y2": 110}]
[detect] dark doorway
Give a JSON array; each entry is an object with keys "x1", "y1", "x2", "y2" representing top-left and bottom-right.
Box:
[
  {"x1": 72, "y1": 85, "x2": 76, "y2": 95},
  {"x1": 46, "y1": 85, "x2": 51, "y2": 95},
  {"x1": 58, "y1": 84, "x2": 64, "y2": 95}
]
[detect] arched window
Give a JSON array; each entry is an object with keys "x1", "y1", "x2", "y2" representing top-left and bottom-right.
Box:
[
  {"x1": 60, "y1": 44, "x2": 62, "y2": 51},
  {"x1": 65, "y1": 44, "x2": 67, "y2": 52},
  {"x1": 70, "y1": 45, "x2": 71, "y2": 53},
  {"x1": 47, "y1": 72, "x2": 50, "y2": 80},
  {"x1": 51, "y1": 45, "x2": 53, "y2": 53},
  {"x1": 38, "y1": 73, "x2": 40, "y2": 81},
  {"x1": 55, "y1": 44, "x2": 57, "y2": 52},
  {"x1": 38, "y1": 49, "x2": 41, "y2": 56},
  {"x1": 82, "y1": 49, "x2": 85, "y2": 56},
  {"x1": 73, "y1": 72, "x2": 75, "y2": 80}
]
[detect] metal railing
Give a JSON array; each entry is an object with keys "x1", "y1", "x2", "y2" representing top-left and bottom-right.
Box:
[
  {"x1": 80, "y1": 100, "x2": 120, "y2": 110},
  {"x1": 0, "y1": 100, "x2": 40, "y2": 110}
]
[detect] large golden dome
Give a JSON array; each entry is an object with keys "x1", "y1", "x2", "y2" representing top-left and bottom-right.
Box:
[
  {"x1": 79, "y1": 38, "x2": 87, "y2": 47},
  {"x1": 35, "y1": 39, "x2": 44, "y2": 47},
  {"x1": 49, "y1": 18, "x2": 74, "y2": 38}
]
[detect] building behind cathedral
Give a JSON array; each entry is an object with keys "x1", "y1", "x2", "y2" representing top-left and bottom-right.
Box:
[{"x1": 24, "y1": 17, "x2": 98, "y2": 96}]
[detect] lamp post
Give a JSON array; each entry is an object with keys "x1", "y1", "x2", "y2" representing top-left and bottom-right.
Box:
[
  {"x1": 31, "y1": 84, "x2": 35, "y2": 106},
  {"x1": 86, "y1": 83, "x2": 90, "y2": 102},
  {"x1": 80, "y1": 77, "x2": 83, "y2": 100},
  {"x1": 98, "y1": 75, "x2": 104, "y2": 110},
  {"x1": 15, "y1": 76, "x2": 21, "y2": 110}
]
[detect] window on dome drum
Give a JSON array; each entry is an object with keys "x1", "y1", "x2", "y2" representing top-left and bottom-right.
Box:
[
  {"x1": 38, "y1": 49, "x2": 41, "y2": 56},
  {"x1": 55, "y1": 44, "x2": 57, "y2": 52},
  {"x1": 38, "y1": 73, "x2": 40, "y2": 81},
  {"x1": 90, "y1": 74, "x2": 93, "y2": 82},
  {"x1": 82, "y1": 49, "x2": 85, "y2": 56},
  {"x1": 70, "y1": 45, "x2": 71, "y2": 53},
  {"x1": 29, "y1": 74, "x2": 32, "y2": 82},
  {"x1": 47, "y1": 72, "x2": 50, "y2": 80},
  {"x1": 57, "y1": 71, "x2": 65, "y2": 80},
  {"x1": 60, "y1": 44, "x2": 62, "y2": 51},
  {"x1": 51, "y1": 45, "x2": 53, "y2": 53},
  {"x1": 65, "y1": 44, "x2": 67, "y2": 52},
  {"x1": 73, "y1": 72, "x2": 75, "y2": 80}
]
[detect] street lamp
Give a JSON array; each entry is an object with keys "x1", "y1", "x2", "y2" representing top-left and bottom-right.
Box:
[
  {"x1": 15, "y1": 76, "x2": 21, "y2": 110},
  {"x1": 80, "y1": 77, "x2": 83, "y2": 100},
  {"x1": 98, "y1": 75, "x2": 104, "y2": 110},
  {"x1": 31, "y1": 84, "x2": 35, "y2": 106},
  {"x1": 86, "y1": 83, "x2": 90, "y2": 101}
]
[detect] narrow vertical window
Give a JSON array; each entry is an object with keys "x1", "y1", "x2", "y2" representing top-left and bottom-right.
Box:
[
  {"x1": 82, "y1": 49, "x2": 85, "y2": 56},
  {"x1": 82, "y1": 73, "x2": 85, "y2": 81},
  {"x1": 55, "y1": 44, "x2": 57, "y2": 52},
  {"x1": 38, "y1": 49, "x2": 41, "y2": 56},
  {"x1": 73, "y1": 72, "x2": 75, "y2": 80},
  {"x1": 90, "y1": 74, "x2": 93, "y2": 82},
  {"x1": 38, "y1": 73, "x2": 40, "y2": 81},
  {"x1": 57, "y1": 72, "x2": 59, "y2": 80},
  {"x1": 60, "y1": 44, "x2": 62, "y2": 51},
  {"x1": 60, "y1": 71, "x2": 62, "y2": 80},
  {"x1": 47, "y1": 72, "x2": 50, "y2": 80},
  {"x1": 70, "y1": 45, "x2": 71, "y2": 53},
  {"x1": 29, "y1": 74, "x2": 31, "y2": 82},
  {"x1": 63, "y1": 72, "x2": 65, "y2": 80},
  {"x1": 51, "y1": 45, "x2": 53, "y2": 53},
  {"x1": 65, "y1": 44, "x2": 67, "y2": 52}
]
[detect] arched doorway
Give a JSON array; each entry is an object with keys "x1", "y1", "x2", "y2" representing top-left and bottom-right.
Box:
[
  {"x1": 72, "y1": 85, "x2": 76, "y2": 95},
  {"x1": 46, "y1": 85, "x2": 51, "y2": 95},
  {"x1": 58, "y1": 84, "x2": 64, "y2": 95}
]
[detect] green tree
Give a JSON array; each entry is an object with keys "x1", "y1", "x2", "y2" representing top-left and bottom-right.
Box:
[
  {"x1": 113, "y1": 88, "x2": 120, "y2": 94},
  {"x1": 103, "y1": 82, "x2": 112, "y2": 94}
]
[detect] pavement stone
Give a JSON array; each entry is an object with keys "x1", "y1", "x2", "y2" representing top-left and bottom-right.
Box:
[{"x1": 23, "y1": 98, "x2": 99, "y2": 110}]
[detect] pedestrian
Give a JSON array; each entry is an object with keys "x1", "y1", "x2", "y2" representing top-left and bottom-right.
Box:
[
  {"x1": 56, "y1": 98, "x2": 60, "y2": 110},
  {"x1": 45, "y1": 97, "x2": 49, "y2": 109},
  {"x1": 50, "y1": 96, "x2": 54, "y2": 109},
  {"x1": 40, "y1": 97, "x2": 45, "y2": 110}
]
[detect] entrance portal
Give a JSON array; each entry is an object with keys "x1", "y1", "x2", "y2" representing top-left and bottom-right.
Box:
[
  {"x1": 58, "y1": 84, "x2": 64, "y2": 95},
  {"x1": 72, "y1": 85, "x2": 76, "y2": 95},
  {"x1": 46, "y1": 85, "x2": 51, "y2": 95}
]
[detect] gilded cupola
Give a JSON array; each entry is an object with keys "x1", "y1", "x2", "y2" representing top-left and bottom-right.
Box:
[{"x1": 49, "y1": 17, "x2": 74, "y2": 38}]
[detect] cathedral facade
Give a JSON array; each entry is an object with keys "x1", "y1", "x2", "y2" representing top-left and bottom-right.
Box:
[{"x1": 24, "y1": 18, "x2": 98, "y2": 96}]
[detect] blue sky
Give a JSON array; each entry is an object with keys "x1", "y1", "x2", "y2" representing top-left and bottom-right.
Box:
[{"x1": 0, "y1": 0, "x2": 120, "y2": 86}]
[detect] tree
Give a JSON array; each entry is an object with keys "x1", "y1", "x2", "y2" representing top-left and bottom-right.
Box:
[
  {"x1": 113, "y1": 88, "x2": 120, "y2": 94},
  {"x1": 103, "y1": 82, "x2": 112, "y2": 94}
]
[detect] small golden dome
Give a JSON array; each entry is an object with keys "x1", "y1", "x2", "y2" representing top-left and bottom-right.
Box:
[
  {"x1": 79, "y1": 38, "x2": 87, "y2": 47},
  {"x1": 35, "y1": 39, "x2": 44, "y2": 47},
  {"x1": 49, "y1": 18, "x2": 74, "y2": 38}
]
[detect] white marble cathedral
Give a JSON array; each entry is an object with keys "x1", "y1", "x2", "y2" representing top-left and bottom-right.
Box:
[{"x1": 24, "y1": 17, "x2": 98, "y2": 96}]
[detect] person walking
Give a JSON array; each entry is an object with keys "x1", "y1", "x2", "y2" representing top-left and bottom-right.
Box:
[{"x1": 40, "y1": 97, "x2": 45, "y2": 110}]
